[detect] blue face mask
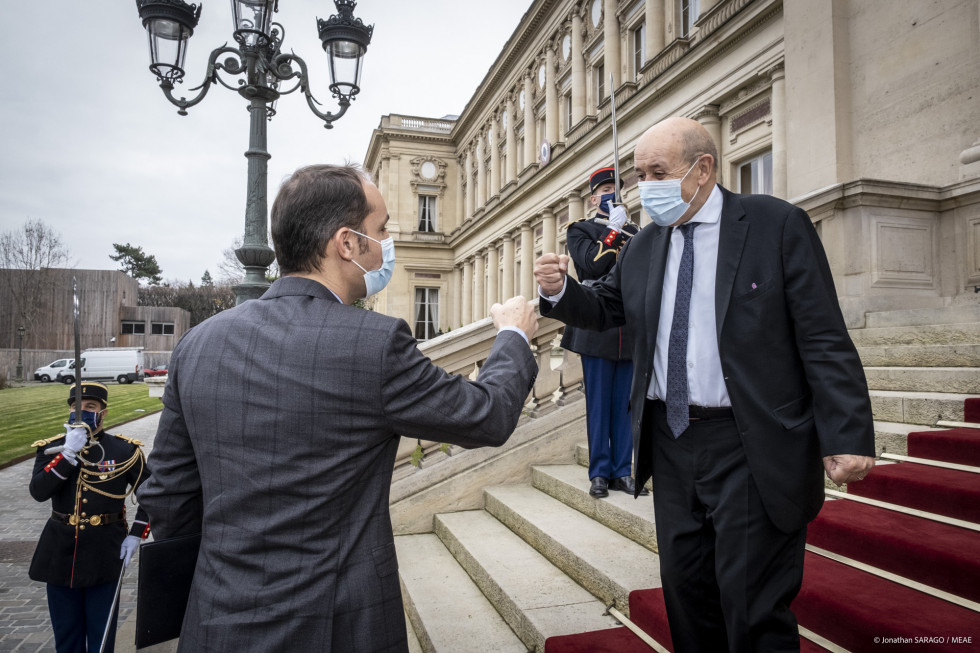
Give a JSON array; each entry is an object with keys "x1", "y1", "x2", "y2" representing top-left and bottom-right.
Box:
[
  {"x1": 638, "y1": 158, "x2": 702, "y2": 227},
  {"x1": 597, "y1": 192, "x2": 617, "y2": 215},
  {"x1": 350, "y1": 230, "x2": 396, "y2": 297},
  {"x1": 69, "y1": 409, "x2": 102, "y2": 434}
]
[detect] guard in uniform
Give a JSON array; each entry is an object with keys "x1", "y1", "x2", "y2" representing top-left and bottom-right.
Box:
[
  {"x1": 28, "y1": 382, "x2": 151, "y2": 653},
  {"x1": 562, "y1": 166, "x2": 649, "y2": 498}
]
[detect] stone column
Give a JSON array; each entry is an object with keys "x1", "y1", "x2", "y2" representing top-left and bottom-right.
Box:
[
  {"x1": 571, "y1": 10, "x2": 585, "y2": 125},
  {"x1": 545, "y1": 46, "x2": 559, "y2": 145},
  {"x1": 770, "y1": 65, "x2": 788, "y2": 198},
  {"x1": 456, "y1": 155, "x2": 465, "y2": 229},
  {"x1": 695, "y1": 105, "x2": 722, "y2": 182},
  {"x1": 506, "y1": 95, "x2": 518, "y2": 183},
  {"x1": 473, "y1": 250, "x2": 486, "y2": 320},
  {"x1": 464, "y1": 147, "x2": 474, "y2": 219},
  {"x1": 645, "y1": 0, "x2": 665, "y2": 60},
  {"x1": 486, "y1": 243, "x2": 499, "y2": 310},
  {"x1": 520, "y1": 222, "x2": 534, "y2": 298},
  {"x1": 450, "y1": 265, "x2": 461, "y2": 329},
  {"x1": 568, "y1": 193, "x2": 585, "y2": 230},
  {"x1": 541, "y1": 208, "x2": 557, "y2": 257},
  {"x1": 604, "y1": 0, "x2": 621, "y2": 90},
  {"x1": 502, "y1": 233, "x2": 515, "y2": 299},
  {"x1": 461, "y1": 258, "x2": 472, "y2": 326},
  {"x1": 523, "y1": 72, "x2": 536, "y2": 168},
  {"x1": 489, "y1": 120, "x2": 500, "y2": 198},
  {"x1": 476, "y1": 134, "x2": 487, "y2": 208}
]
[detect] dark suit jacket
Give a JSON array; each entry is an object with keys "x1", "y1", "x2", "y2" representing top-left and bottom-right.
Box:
[
  {"x1": 560, "y1": 217, "x2": 638, "y2": 361},
  {"x1": 137, "y1": 276, "x2": 536, "y2": 652},
  {"x1": 543, "y1": 186, "x2": 874, "y2": 533}
]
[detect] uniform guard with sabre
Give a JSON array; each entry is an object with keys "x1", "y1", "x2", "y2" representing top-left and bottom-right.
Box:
[
  {"x1": 559, "y1": 78, "x2": 647, "y2": 498},
  {"x1": 27, "y1": 277, "x2": 151, "y2": 653}
]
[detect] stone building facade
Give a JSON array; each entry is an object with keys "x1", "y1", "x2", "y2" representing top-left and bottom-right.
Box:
[{"x1": 364, "y1": 0, "x2": 980, "y2": 337}]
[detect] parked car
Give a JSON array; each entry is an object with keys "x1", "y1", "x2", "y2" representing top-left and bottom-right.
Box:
[
  {"x1": 144, "y1": 365, "x2": 169, "y2": 377},
  {"x1": 34, "y1": 358, "x2": 72, "y2": 383}
]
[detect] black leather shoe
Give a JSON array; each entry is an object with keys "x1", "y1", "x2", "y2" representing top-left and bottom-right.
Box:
[
  {"x1": 611, "y1": 476, "x2": 649, "y2": 496},
  {"x1": 589, "y1": 477, "x2": 609, "y2": 498}
]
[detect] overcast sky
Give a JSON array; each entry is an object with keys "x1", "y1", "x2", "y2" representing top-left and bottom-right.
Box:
[{"x1": 0, "y1": 0, "x2": 532, "y2": 284}]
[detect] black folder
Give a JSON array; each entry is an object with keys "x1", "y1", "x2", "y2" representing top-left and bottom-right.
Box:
[{"x1": 135, "y1": 532, "x2": 201, "y2": 649}]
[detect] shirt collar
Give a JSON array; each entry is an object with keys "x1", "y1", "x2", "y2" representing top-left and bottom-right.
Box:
[{"x1": 674, "y1": 183, "x2": 723, "y2": 229}]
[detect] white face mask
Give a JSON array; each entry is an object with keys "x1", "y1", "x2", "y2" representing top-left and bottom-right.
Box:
[
  {"x1": 350, "y1": 230, "x2": 395, "y2": 297},
  {"x1": 637, "y1": 158, "x2": 702, "y2": 227}
]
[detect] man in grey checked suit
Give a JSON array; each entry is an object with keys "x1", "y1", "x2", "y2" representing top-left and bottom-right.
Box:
[{"x1": 138, "y1": 164, "x2": 539, "y2": 652}]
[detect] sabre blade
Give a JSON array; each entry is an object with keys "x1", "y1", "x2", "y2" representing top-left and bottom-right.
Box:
[{"x1": 609, "y1": 74, "x2": 621, "y2": 205}]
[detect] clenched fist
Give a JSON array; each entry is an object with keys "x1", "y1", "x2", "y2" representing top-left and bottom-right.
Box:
[
  {"x1": 534, "y1": 253, "x2": 569, "y2": 297},
  {"x1": 491, "y1": 296, "x2": 539, "y2": 341}
]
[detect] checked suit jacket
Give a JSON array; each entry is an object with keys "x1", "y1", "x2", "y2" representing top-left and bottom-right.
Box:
[
  {"x1": 543, "y1": 186, "x2": 875, "y2": 533},
  {"x1": 137, "y1": 276, "x2": 537, "y2": 652}
]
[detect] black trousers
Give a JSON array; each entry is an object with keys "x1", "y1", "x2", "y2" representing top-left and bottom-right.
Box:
[
  {"x1": 647, "y1": 400, "x2": 806, "y2": 653},
  {"x1": 46, "y1": 582, "x2": 118, "y2": 653}
]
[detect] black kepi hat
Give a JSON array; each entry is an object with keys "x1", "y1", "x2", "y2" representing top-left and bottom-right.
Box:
[
  {"x1": 66, "y1": 381, "x2": 109, "y2": 407},
  {"x1": 589, "y1": 166, "x2": 624, "y2": 193}
]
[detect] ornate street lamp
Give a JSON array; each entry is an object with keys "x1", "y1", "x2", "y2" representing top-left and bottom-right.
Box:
[
  {"x1": 135, "y1": 0, "x2": 374, "y2": 303},
  {"x1": 16, "y1": 325, "x2": 25, "y2": 381}
]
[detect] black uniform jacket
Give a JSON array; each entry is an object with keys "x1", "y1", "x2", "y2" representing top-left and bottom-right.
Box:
[
  {"x1": 560, "y1": 216, "x2": 639, "y2": 360},
  {"x1": 29, "y1": 430, "x2": 151, "y2": 588}
]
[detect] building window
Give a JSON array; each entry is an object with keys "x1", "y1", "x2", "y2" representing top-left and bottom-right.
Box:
[
  {"x1": 595, "y1": 61, "x2": 605, "y2": 107},
  {"x1": 633, "y1": 22, "x2": 646, "y2": 76},
  {"x1": 738, "y1": 151, "x2": 773, "y2": 195},
  {"x1": 414, "y1": 288, "x2": 439, "y2": 340},
  {"x1": 418, "y1": 195, "x2": 437, "y2": 232},
  {"x1": 121, "y1": 321, "x2": 145, "y2": 335},
  {"x1": 681, "y1": 0, "x2": 700, "y2": 37},
  {"x1": 151, "y1": 322, "x2": 175, "y2": 335},
  {"x1": 565, "y1": 95, "x2": 573, "y2": 133}
]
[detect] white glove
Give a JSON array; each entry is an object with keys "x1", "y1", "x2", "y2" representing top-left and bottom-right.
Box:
[
  {"x1": 60, "y1": 426, "x2": 89, "y2": 463},
  {"x1": 120, "y1": 535, "x2": 141, "y2": 567},
  {"x1": 607, "y1": 204, "x2": 628, "y2": 232}
]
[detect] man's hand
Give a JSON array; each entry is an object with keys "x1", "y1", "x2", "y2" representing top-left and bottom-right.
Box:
[
  {"x1": 823, "y1": 454, "x2": 875, "y2": 486},
  {"x1": 534, "y1": 253, "x2": 569, "y2": 297},
  {"x1": 60, "y1": 426, "x2": 89, "y2": 463},
  {"x1": 607, "y1": 204, "x2": 628, "y2": 232},
  {"x1": 491, "y1": 296, "x2": 539, "y2": 341},
  {"x1": 120, "y1": 535, "x2": 141, "y2": 567}
]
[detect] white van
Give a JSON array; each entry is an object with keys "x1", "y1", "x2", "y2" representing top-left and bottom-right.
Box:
[
  {"x1": 57, "y1": 348, "x2": 144, "y2": 385},
  {"x1": 34, "y1": 359, "x2": 72, "y2": 383}
]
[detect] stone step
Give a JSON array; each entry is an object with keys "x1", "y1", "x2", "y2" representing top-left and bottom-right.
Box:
[
  {"x1": 573, "y1": 443, "x2": 654, "y2": 493},
  {"x1": 531, "y1": 464, "x2": 658, "y2": 552},
  {"x1": 848, "y1": 322, "x2": 980, "y2": 347},
  {"x1": 434, "y1": 510, "x2": 619, "y2": 652},
  {"x1": 872, "y1": 420, "x2": 948, "y2": 456},
  {"x1": 394, "y1": 534, "x2": 526, "y2": 653},
  {"x1": 857, "y1": 343, "x2": 980, "y2": 367},
  {"x1": 863, "y1": 367, "x2": 980, "y2": 393},
  {"x1": 870, "y1": 390, "x2": 977, "y2": 425},
  {"x1": 864, "y1": 305, "x2": 980, "y2": 329},
  {"x1": 406, "y1": 610, "x2": 423, "y2": 653},
  {"x1": 484, "y1": 484, "x2": 661, "y2": 614}
]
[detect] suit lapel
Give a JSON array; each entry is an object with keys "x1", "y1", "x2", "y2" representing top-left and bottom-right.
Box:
[
  {"x1": 715, "y1": 188, "x2": 748, "y2": 340},
  {"x1": 644, "y1": 227, "x2": 672, "y2": 359}
]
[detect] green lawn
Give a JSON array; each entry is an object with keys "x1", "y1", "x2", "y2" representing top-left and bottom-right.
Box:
[{"x1": 0, "y1": 383, "x2": 163, "y2": 467}]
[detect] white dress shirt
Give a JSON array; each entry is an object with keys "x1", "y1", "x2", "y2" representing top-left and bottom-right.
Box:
[{"x1": 646, "y1": 185, "x2": 731, "y2": 407}]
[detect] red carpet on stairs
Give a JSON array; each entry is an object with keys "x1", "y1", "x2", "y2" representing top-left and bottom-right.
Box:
[
  {"x1": 807, "y1": 499, "x2": 980, "y2": 602},
  {"x1": 964, "y1": 397, "x2": 980, "y2": 423},
  {"x1": 794, "y1": 551, "x2": 980, "y2": 651},
  {"x1": 545, "y1": 625, "x2": 650, "y2": 652},
  {"x1": 908, "y1": 427, "x2": 980, "y2": 467},
  {"x1": 847, "y1": 462, "x2": 980, "y2": 523}
]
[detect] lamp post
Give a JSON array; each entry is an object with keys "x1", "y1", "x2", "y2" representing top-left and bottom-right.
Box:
[
  {"x1": 135, "y1": 0, "x2": 374, "y2": 303},
  {"x1": 16, "y1": 325, "x2": 25, "y2": 381}
]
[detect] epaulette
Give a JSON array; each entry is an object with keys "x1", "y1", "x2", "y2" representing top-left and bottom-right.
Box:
[
  {"x1": 112, "y1": 434, "x2": 144, "y2": 447},
  {"x1": 31, "y1": 435, "x2": 63, "y2": 448}
]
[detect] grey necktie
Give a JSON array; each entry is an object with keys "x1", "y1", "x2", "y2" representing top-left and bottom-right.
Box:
[{"x1": 666, "y1": 222, "x2": 699, "y2": 438}]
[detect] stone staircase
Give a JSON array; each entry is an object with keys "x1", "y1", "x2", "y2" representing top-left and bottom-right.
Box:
[{"x1": 395, "y1": 305, "x2": 980, "y2": 652}]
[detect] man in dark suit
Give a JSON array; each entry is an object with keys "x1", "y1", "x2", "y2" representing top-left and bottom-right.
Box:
[
  {"x1": 562, "y1": 166, "x2": 645, "y2": 498},
  {"x1": 138, "y1": 164, "x2": 538, "y2": 652},
  {"x1": 535, "y1": 117, "x2": 875, "y2": 652}
]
